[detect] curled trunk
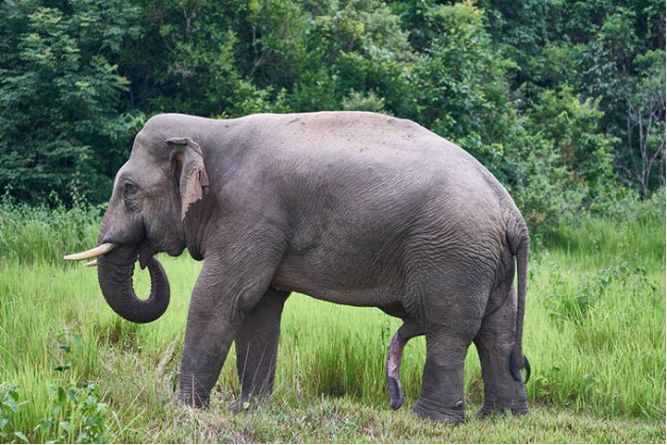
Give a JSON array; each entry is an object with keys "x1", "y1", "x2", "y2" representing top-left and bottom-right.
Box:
[{"x1": 97, "y1": 246, "x2": 170, "y2": 323}]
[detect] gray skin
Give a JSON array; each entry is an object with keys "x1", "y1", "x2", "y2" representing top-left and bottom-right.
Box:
[{"x1": 95, "y1": 111, "x2": 530, "y2": 423}]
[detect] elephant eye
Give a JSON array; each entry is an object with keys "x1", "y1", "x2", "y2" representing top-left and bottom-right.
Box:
[
  {"x1": 123, "y1": 182, "x2": 138, "y2": 197},
  {"x1": 122, "y1": 182, "x2": 141, "y2": 212}
]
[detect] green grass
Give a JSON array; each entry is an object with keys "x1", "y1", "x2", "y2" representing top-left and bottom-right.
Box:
[{"x1": 0, "y1": 200, "x2": 664, "y2": 443}]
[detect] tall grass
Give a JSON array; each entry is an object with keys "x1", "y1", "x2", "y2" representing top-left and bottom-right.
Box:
[
  {"x1": 0, "y1": 197, "x2": 664, "y2": 442},
  {"x1": 0, "y1": 198, "x2": 99, "y2": 264}
]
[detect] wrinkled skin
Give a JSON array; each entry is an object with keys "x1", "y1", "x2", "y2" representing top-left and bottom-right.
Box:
[{"x1": 94, "y1": 112, "x2": 530, "y2": 423}]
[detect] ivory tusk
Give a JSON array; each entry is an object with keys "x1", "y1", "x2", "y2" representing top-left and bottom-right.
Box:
[
  {"x1": 63, "y1": 243, "x2": 117, "y2": 261},
  {"x1": 83, "y1": 260, "x2": 98, "y2": 267}
]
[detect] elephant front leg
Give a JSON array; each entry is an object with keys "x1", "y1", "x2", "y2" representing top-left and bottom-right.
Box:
[
  {"x1": 230, "y1": 287, "x2": 290, "y2": 412},
  {"x1": 175, "y1": 256, "x2": 278, "y2": 408},
  {"x1": 176, "y1": 307, "x2": 238, "y2": 408}
]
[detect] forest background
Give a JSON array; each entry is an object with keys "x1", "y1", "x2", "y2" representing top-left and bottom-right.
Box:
[{"x1": 0, "y1": 0, "x2": 665, "y2": 220}]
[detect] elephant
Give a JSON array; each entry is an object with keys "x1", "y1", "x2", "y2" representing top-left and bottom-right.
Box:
[{"x1": 65, "y1": 111, "x2": 531, "y2": 423}]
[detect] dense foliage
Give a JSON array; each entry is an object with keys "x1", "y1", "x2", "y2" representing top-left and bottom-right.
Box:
[{"x1": 0, "y1": 0, "x2": 664, "y2": 225}]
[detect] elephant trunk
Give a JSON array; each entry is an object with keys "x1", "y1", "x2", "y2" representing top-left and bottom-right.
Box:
[{"x1": 97, "y1": 245, "x2": 170, "y2": 324}]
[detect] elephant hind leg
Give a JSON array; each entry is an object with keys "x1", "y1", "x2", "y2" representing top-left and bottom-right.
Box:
[
  {"x1": 474, "y1": 284, "x2": 528, "y2": 418},
  {"x1": 413, "y1": 331, "x2": 473, "y2": 424},
  {"x1": 387, "y1": 320, "x2": 423, "y2": 410},
  {"x1": 412, "y1": 290, "x2": 486, "y2": 423},
  {"x1": 231, "y1": 287, "x2": 290, "y2": 412}
]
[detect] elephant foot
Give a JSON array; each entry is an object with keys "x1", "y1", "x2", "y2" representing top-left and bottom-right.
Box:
[
  {"x1": 413, "y1": 395, "x2": 466, "y2": 424},
  {"x1": 229, "y1": 394, "x2": 269, "y2": 413},
  {"x1": 477, "y1": 399, "x2": 528, "y2": 419},
  {"x1": 175, "y1": 391, "x2": 210, "y2": 409},
  {"x1": 229, "y1": 398, "x2": 249, "y2": 413}
]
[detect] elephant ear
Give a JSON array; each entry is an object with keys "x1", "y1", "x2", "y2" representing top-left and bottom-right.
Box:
[{"x1": 167, "y1": 137, "x2": 210, "y2": 222}]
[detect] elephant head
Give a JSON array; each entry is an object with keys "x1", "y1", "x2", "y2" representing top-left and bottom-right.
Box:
[{"x1": 64, "y1": 117, "x2": 210, "y2": 323}]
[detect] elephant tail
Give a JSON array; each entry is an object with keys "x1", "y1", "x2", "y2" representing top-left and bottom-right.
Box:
[{"x1": 508, "y1": 217, "x2": 531, "y2": 383}]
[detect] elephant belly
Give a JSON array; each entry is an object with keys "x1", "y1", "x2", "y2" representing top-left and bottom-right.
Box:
[{"x1": 271, "y1": 254, "x2": 402, "y2": 307}]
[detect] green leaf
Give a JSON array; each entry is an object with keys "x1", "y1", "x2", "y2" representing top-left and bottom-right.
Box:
[
  {"x1": 14, "y1": 431, "x2": 29, "y2": 443},
  {"x1": 54, "y1": 363, "x2": 71, "y2": 372}
]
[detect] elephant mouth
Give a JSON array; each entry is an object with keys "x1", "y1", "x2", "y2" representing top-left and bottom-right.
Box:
[{"x1": 138, "y1": 240, "x2": 158, "y2": 269}]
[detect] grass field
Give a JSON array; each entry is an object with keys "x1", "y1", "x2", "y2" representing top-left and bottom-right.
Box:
[{"x1": 0, "y1": 200, "x2": 665, "y2": 443}]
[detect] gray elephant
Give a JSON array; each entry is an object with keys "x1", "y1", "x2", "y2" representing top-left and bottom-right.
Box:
[{"x1": 65, "y1": 111, "x2": 530, "y2": 423}]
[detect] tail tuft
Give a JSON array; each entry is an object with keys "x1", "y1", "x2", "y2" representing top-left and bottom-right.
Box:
[{"x1": 509, "y1": 350, "x2": 531, "y2": 383}]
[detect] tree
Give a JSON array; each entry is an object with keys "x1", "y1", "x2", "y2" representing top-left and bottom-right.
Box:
[
  {"x1": 410, "y1": 1, "x2": 516, "y2": 170},
  {"x1": 121, "y1": 0, "x2": 272, "y2": 117},
  {"x1": 522, "y1": 86, "x2": 619, "y2": 214},
  {"x1": 624, "y1": 50, "x2": 666, "y2": 197},
  {"x1": 0, "y1": 0, "x2": 142, "y2": 204}
]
